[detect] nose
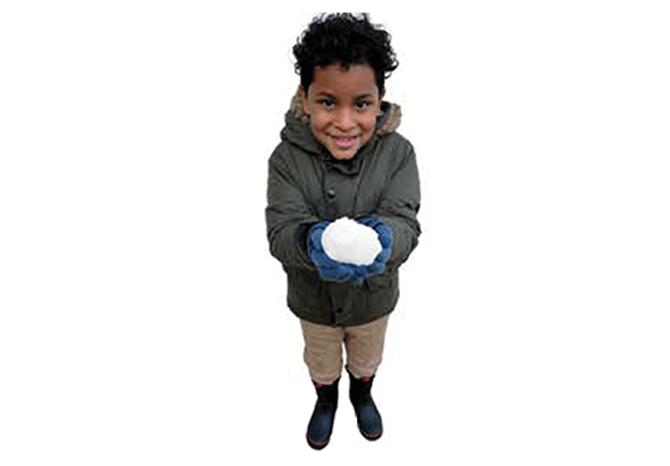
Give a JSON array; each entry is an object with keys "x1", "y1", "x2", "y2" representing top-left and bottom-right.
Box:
[{"x1": 334, "y1": 107, "x2": 355, "y2": 131}]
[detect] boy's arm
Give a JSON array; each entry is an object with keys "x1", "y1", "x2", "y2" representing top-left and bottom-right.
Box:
[
  {"x1": 265, "y1": 148, "x2": 320, "y2": 270},
  {"x1": 371, "y1": 143, "x2": 421, "y2": 267}
]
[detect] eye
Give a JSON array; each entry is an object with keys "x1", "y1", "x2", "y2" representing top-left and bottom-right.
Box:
[
  {"x1": 318, "y1": 98, "x2": 335, "y2": 108},
  {"x1": 356, "y1": 100, "x2": 372, "y2": 109}
]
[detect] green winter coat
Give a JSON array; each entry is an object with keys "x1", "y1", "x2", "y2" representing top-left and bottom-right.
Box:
[{"x1": 266, "y1": 93, "x2": 421, "y2": 326}]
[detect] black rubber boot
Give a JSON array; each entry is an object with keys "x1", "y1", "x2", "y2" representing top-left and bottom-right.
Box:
[
  {"x1": 306, "y1": 378, "x2": 339, "y2": 450},
  {"x1": 348, "y1": 371, "x2": 383, "y2": 441}
]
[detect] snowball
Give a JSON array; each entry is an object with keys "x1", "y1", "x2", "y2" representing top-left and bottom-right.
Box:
[{"x1": 321, "y1": 217, "x2": 382, "y2": 266}]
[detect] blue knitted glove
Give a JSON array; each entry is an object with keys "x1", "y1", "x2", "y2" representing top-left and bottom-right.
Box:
[
  {"x1": 356, "y1": 217, "x2": 393, "y2": 275},
  {"x1": 307, "y1": 218, "x2": 393, "y2": 283}
]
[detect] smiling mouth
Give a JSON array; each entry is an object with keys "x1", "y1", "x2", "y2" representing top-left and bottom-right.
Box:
[{"x1": 330, "y1": 135, "x2": 359, "y2": 149}]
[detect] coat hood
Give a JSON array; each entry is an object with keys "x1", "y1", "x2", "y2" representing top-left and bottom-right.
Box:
[{"x1": 280, "y1": 90, "x2": 402, "y2": 157}]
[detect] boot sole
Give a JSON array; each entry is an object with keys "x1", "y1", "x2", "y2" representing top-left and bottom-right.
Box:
[
  {"x1": 306, "y1": 432, "x2": 330, "y2": 450},
  {"x1": 359, "y1": 426, "x2": 382, "y2": 441}
]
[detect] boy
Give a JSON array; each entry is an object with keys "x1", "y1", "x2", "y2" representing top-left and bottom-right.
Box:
[{"x1": 265, "y1": 13, "x2": 420, "y2": 449}]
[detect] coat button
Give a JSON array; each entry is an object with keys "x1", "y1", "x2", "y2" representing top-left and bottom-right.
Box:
[{"x1": 327, "y1": 189, "x2": 336, "y2": 199}]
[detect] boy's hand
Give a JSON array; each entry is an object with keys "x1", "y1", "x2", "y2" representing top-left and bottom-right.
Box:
[
  {"x1": 307, "y1": 218, "x2": 393, "y2": 283},
  {"x1": 355, "y1": 217, "x2": 393, "y2": 275}
]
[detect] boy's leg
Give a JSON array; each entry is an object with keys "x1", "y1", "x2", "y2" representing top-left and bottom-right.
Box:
[
  {"x1": 343, "y1": 315, "x2": 389, "y2": 379},
  {"x1": 300, "y1": 319, "x2": 345, "y2": 449},
  {"x1": 299, "y1": 319, "x2": 345, "y2": 385},
  {"x1": 343, "y1": 315, "x2": 389, "y2": 441}
]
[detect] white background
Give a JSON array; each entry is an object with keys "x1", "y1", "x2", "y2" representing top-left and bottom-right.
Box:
[{"x1": 1, "y1": 2, "x2": 669, "y2": 464}]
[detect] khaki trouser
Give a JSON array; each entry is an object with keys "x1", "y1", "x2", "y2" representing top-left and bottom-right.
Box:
[{"x1": 299, "y1": 315, "x2": 390, "y2": 385}]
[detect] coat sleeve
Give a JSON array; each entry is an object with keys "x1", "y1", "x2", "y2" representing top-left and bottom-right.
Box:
[
  {"x1": 373, "y1": 142, "x2": 421, "y2": 267},
  {"x1": 265, "y1": 146, "x2": 320, "y2": 270}
]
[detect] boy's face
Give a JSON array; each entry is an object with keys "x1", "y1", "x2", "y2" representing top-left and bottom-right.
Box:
[{"x1": 300, "y1": 63, "x2": 384, "y2": 161}]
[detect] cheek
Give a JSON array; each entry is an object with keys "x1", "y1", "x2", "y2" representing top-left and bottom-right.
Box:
[
  {"x1": 310, "y1": 114, "x2": 329, "y2": 135},
  {"x1": 361, "y1": 115, "x2": 377, "y2": 134}
]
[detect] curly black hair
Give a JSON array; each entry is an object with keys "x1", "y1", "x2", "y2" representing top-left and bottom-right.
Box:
[{"x1": 293, "y1": 13, "x2": 399, "y2": 95}]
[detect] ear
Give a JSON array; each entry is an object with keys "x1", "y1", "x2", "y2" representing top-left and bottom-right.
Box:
[
  {"x1": 298, "y1": 85, "x2": 309, "y2": 115},
  {"x1": 379, "y1": 87, "x2": 386, "y2": 100}
]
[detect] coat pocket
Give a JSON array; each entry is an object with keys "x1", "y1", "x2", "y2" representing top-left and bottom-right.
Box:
[
  {"x1": 364, "y1": 269, "x2": 396, "y2": 291},
  {"x1": 286, "y1": 267, "x2": 326, "y2": 309}
]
